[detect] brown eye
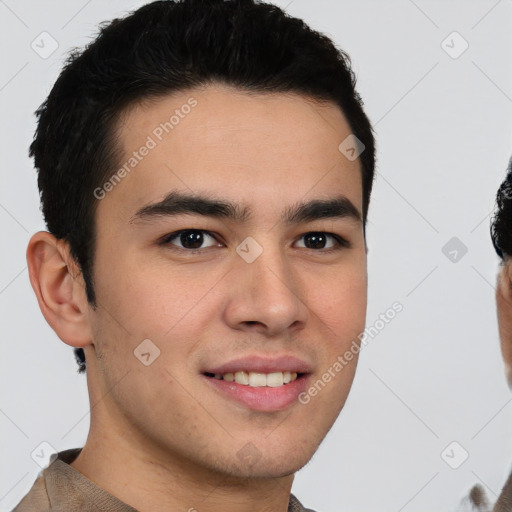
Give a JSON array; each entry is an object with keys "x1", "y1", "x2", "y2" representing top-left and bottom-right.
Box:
[
  {"x1": 162, "y1": 230, "x2": 220, "y2": 251},
  {"x1": 296, "y1": 232, "x2": 349, "y2": 250}
]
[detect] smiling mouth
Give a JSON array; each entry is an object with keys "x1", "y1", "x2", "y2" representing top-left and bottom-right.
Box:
[{"x1": 203, "y1": 371, "x2": 306, "y2": 388}]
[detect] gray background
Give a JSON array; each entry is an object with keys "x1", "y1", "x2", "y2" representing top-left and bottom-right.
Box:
[{"x1": 1, "y1": 1, "x2": 512, "y2": 510}]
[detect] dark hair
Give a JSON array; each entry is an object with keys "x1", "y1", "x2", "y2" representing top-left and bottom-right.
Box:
[
  {"x1": 491, "y1": 157, "x2": 512, "y2": 260},
  {"x1": 30, "y1": 0, "x2": 376, "y2": 374}
]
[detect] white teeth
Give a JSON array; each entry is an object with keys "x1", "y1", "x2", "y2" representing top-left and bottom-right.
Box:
[
  {"x1": 248, "y1": 372, "x2": 267, "y2": 387},
  {"x1": 216, "y1": 371, "x2": 299, "y2": 387},
  {"x1": 266, "y1": 372, "x2": 284, "y2": 387},
  {"x1": 234, "y1": 371, "x2": 249, "y2": 385}
]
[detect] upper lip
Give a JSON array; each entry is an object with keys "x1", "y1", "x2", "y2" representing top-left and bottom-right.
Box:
[{"x1": 204, "y1": 355, "x2": 313, "y2": 375}]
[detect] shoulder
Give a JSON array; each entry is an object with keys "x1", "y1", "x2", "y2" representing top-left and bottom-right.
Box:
[
  {"x1": 457, "y1": 471, "x2": 512, "y2": 512},
  {"x1": 10, "y1": 471, "x2": 51, "y2": 512},
  {"x1": 289, "y1": 493, "x2": 318, "y2": 512},
  {"x1": 494, "y1": 469, "x2": 512, "y2": 512}
]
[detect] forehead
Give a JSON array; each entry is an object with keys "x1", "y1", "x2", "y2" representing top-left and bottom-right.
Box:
[{"x1": 99, "y1": 83, "x2": 363, "y2": 225}]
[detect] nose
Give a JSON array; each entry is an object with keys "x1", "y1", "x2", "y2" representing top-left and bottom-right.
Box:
[{"x1": 222, "y1": 241, "x2": 309, "y2": 337}]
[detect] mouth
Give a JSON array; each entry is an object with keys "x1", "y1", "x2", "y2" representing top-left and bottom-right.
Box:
[
  {"x1": 203, "y1": 370, "x2": 305, "y2": 387},
  {"x1": 201, "y1": 355, "x2": 312, "y2": 412}
]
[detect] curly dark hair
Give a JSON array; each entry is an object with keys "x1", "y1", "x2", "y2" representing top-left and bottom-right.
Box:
[
  {"x1": 30, "y1": 0, "x2": 376, "y2": 374},
  {"x1": 491, "y1": 157, "x2": 512, "y2": 260}
]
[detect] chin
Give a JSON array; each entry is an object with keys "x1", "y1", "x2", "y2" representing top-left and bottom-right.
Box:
[
  {"x1": 226, "y1": 459, "x2": 310, "y2": 480},
  {"x1": 219, "y1": 442, "x2": 316, "y2": 480}
]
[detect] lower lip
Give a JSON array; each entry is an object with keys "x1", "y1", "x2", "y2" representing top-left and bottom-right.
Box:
[{"x1": 202, "y1": 374, "x2": 310, "y2": 412}]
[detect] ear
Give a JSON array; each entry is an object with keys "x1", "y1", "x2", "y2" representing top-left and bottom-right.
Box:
[{"x1": 26, "y1": 231, "x2": 93, "y2": 348}]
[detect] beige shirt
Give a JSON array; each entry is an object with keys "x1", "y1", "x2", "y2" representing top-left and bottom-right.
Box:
[
  {"x1": 494, "y1": 470, "x2": 512, "y2": 512},
  {"x1": 11, "y1": 448, "x2": 315, "y2": 512},
  {"x1": 459, "y1": 473, "x2": 512, "y2": 512}
]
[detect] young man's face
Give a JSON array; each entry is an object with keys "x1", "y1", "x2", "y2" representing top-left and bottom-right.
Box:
[{"x1": 84, "y1": 83, "x2": 367, "y2": 478}]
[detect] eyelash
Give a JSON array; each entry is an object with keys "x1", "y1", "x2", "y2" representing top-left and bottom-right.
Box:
[{"x1": 158, "y1": 229, "x2": 350, "y2": 254}]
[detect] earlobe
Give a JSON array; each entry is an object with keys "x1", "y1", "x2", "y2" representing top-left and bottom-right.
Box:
[{"x1": 26, "y1": 231, "x2": 92, "y2": 348}]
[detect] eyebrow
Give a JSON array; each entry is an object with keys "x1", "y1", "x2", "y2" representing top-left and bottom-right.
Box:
[{"x1": 130, "y1": 191, "x2": 362, "y2": 225}]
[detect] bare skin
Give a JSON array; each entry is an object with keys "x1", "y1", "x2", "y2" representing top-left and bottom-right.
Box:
[
  {"x1": 496, "y1": 261, "x2": 512, "y2": 388},
  {"x1": 26, "y1": 83, "x2": 368, "y2": 512}
]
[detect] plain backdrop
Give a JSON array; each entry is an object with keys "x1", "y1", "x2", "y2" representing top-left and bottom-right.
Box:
[{"x1": 1, "y1": 1, "x2": 512, "y2": 511}]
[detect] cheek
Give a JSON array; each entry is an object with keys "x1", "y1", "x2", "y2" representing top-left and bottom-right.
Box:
[
  {"x1": 94, "y1": 254, "x2": 226, "y2": 354},
  {"x1": 307, "y1": 266, "x2": 367, "y2": 338}
]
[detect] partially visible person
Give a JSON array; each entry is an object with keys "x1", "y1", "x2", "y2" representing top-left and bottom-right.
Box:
[
  {"x1": 455, "y1": 157, "x2": 512, "y2": 512},
  {"x1": 489, "y1": 155, "x2": 512, "y2": 511}
]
